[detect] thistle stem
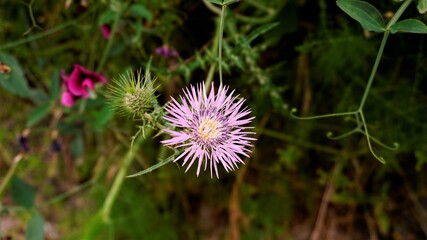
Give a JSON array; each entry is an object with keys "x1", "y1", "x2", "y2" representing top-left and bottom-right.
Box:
[
  {"x1": 218, "y1": 5, "x2": 226, "y2": 86},
  {"x1": 101, "y1": 131, "x2": 146, "y2": 223}
]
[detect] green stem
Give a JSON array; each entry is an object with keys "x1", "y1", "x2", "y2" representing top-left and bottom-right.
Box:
[
  {"x1": 386, "y1": 0, "x2": 413, "y2": 29},
  {"x1": 42, "y1": 178, "x2": 95, "y2": 207},
  {"x1": 203, "y1": 0, "x2": 279, "y2": 24},
  {"x1": 290, "y1": 108, "x2": 358, "y2": 120},
  {"x1": 205, "y1": 64, "x2": 216, "y2": 92},
  {"x1": 96, "y1": 9, "x2": 121, "y2": 72},
  {"x1": 126, "y1": 150, "x2": 181, "y2": 178},
  {"x1": 0, "y1": 21, "x2": 76, "y2": 51},
  {"x1": 358, "y1": 31, "x2": 389, "y2": 110},
  {"x1": 358, "y1": 0, "x2": 412, "y2": 110},
  {"x1": 359, "y1": 111, "x2": 385, "y2": 164},
  {"x1": 218, "y1": 5, "x2": 226, "y2": 86},
  {"x1": 101, "y1": 132, "x2": 146, "y2": 223},
  {"x1": 357, "y1": 128, "x2": 399, "y2": 151},
  {"x1": 326, "y1": 127, "x2": 360, "y2": 140},
  {"x1": 0, "y1": 154, "x2": 23, "y2": 200}
]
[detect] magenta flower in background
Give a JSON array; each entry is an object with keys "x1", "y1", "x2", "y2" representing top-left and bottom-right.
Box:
[
  {"x1": 61, "y1": 91, "x2": 75, "y2": 107},
  {"x1": 161, "y1": 83, "x2": 256, "y2": 178},
  {"x1": 100, "y1": 24, "x2": 111, "y2": 39},
  {"x1": 60, "y1": 64, "x2": 107, "y2": 107}
]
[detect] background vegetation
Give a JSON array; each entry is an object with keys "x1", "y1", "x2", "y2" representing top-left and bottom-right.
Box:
[{"x1": 1, "y1": 0, "x2": 427, "y2": 239}]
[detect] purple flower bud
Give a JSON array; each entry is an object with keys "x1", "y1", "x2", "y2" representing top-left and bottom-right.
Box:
[
  {"x1": 50, "y1": 139, "x2": 61, "y2": 153},
  {"x1": 17, "y1": 130, "x2": 30, "y2": 153},
  {"x1": 155, "y1": 45, "x2": 179, "y2": 58}
]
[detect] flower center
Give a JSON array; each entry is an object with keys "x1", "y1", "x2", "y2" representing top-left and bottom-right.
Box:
[{"x1": 197, "y1": 117, "x2": 222, "y2": 141}]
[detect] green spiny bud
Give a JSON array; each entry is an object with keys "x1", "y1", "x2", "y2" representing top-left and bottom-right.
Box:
[{"x1": 108, "y1": 70, "x2": 158, "y2": 118}]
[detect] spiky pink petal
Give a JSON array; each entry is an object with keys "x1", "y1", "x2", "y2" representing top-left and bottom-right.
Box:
[{"x1": 161, "y1": 83, "x2": 256, "y2": 178}]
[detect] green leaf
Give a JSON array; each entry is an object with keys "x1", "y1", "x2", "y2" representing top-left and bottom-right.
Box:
[
  {"x1": 129, "y1": 4, "x2": 153, "y2": 21},
  {"x1": 336, "y1": 0, "x2": 386, "y2": 32},
  {"x1": 93, "y1": 104, "x2": 115, "y2": 132},
  {"x1": 0, "y1": 53, "x2": 46, "y2": 103},
  {"x1": 208, "y1": 0, "x2": 239, "y2": 6},
  {"x1": 50, "y1": 69, "x2": 61, "y2": 101},
  {"x1": 223, "y1": 0, "x2": 240, "y2": 5},
  {"x1": 0, "y1": 52, "x2": 33, "y2": 98},
  {"x1": 26, "y1": 102, "x2": 51, "y2": 127},
  {"x1": 418, "y1": 0, "x2": 427, "y2": 14},
  {"x1": 83, "y1": 212, "x2": 114, "y2": 240},
  {"x1": 71, "y1": 133, "x2": 84, "y2": 157},
  {"x1": 126, "y1": 151, "x2": 181, "y2": 178},
  {"x1": 11, "y1": 176, "x2": 36, "y2": 209},
  {"x1": 246, "y1": 22, "x2": 280, "y2": 44},
  {"x1": 98, "y1": 10, "x2": 117, "y2": 25},
  {"x1": 208, "y1": 0, "x2": 223, "y2": 5},
  {"x1": 390, "y1": 19, "x2": 427, "y2": 34},
  {"x1": 26, "y1": 211, "x2": 44, "y2": 240}
]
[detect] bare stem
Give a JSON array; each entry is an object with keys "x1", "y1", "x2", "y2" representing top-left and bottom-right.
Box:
[
  {"x1": 218, "y1": 5, "x2": 226, "y2": 86},
  {"x1": 0, "y1": 154, "x2": 24, "y2": 200},
  {"x1": 101, "y1": 131, "x2": 147, "y2": 223}
]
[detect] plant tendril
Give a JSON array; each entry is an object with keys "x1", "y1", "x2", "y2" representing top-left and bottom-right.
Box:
[{"x1": 289, "y1": 0, "x2": 414, "y2": 162}]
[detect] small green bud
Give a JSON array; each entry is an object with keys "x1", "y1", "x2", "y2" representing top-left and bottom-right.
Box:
[{"x1": 108, "y1": 70, "x2": 158, "y2": 118}]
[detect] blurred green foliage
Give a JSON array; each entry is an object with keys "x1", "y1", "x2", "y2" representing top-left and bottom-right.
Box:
[{"x1": 1, "y1": 0, "x2": 427, "y2": 239}]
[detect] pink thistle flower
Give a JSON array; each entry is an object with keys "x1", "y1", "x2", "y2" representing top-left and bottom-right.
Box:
[
  {"x1": 161, "y1": 83, "x2": 256, "y2": 178},
  {"x1": 60, "y1": 64, "x2": 107, "y2": 107}
]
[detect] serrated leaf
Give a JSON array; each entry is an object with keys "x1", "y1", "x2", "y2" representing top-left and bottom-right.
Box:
[
  {"x1": 195, "y1": 51, "x2": 206, "y2": 70},
  {"x1": 130, "y1": 4, "x2": 153, "y2": 21},
  {"x1": 390, "y1": 19, "x2": 427, "y2": 34},
  {"x1": 336, "y1": 0, "x2": 386, "y2": 32},
  {"x1": 418, "y1": 0, "x2": 427, "y2": 14},
  {"x1": 27, "y1": 102, "x2": 51, "y2": 127},
  {"x1": 26, "y1": 211, "x2": 44, "y2": 240},
  {"x1": 127, "y1": 150, "x2": 181, "y2": 178},
  {"x1": 11, "y1": 176, "x2": 36, "y2": 209},
  {"x1": 246, "y1": 22, "x2": 280, "y2": 44}
]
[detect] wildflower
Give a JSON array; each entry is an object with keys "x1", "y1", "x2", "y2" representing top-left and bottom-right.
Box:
[
  {"x1": 17, "y1": 129, "x2": 31, "y2": 153},
  {"x1": 50, "y1": 139, "x2": 61, "y2": 153},
  {"x1": 61, "y1": 91, "x2": 75, "y2": 107},
  {"x1": 161, "y1": 83, "x2": 256, "y2": 178},
  {"x1": 107, "y1": 70, "x2": 158, "y2": 118},
  {"x1": 60, "y1": 64, "x2": 107, "y2": 107},
  {"x1": 155, "y1": 45, "x2": 179, "y2": 58},
  {"x1": 100, "y1": 24, "x2": 111, "y2": 39}
]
